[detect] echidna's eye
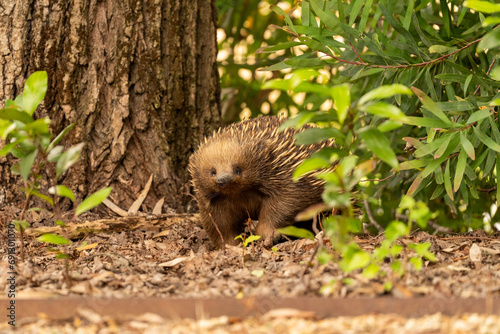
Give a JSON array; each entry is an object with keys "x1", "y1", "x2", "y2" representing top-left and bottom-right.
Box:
[
  {"x1": 233, "y1": 166, "x2": 242, "y2": 175},
  {"x1": 210, "y1": 169, "x2": 216, "y2": 177}
]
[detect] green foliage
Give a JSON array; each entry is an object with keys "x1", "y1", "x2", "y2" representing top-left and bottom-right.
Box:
[
  {"x1": 257, "y1": 0, "x2": 500, "y2": 230},
  {"x1": 235, "y1": 234, "x2": 261, "y2": 265},
  {"x1": 247, "y1": 0, "x2": 500, "y2": 278},
  {"x1": 217, "y1": 0, "x2": 299, "y2": 121},
  {"x1": 0, "y1": 71, "x2": 112, "y2": 266}
]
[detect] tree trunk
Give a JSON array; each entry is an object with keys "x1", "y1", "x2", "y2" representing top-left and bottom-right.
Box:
[{"x1": 0, "y1": 0, "x2": 220, "y2": 214}]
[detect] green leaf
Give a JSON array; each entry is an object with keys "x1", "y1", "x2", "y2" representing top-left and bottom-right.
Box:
[
  {"x1": 403, "y1": 117, "x2": 451, "y2": 129},
  {"x1": 484, "y1": 17, "x2": 500, "y2": 26},
  {"x1": 414, "y1": 134, "x2": 449, "y2": 158},
  {"x1": 360, "y1": 128, "x2": 399, "y2": 170},
  {"x1": 467, "y1": 108, "x2": 491, "y2": 125},
  {"x1": 464, "y1": 75, "x2": 474, "y2": 98},
  {"x1": 358, "y1": 84, "x2": 412, "y2": 106},
  {"x1": 377, "y1": 120, "x2": 402, "y2": 132},
  {"x1": 32, "y1": 191, "x2": 55, "y2": 206},
  {"x1": 56, "y1": 253, "x2": 70, "y2": 259},
  {"x1": 37, "y1": 233, "x2": 71, "y2": 245},
  {"x1": 243, "y1": 235, "x2": 261, "y2": 247},
  {"x1": 48, "y1": 185, "x2": 76, "y2": 202},
  {"x1": 0, "y1": 141, "x2": 18, "y2": 157},
  {"x1": 429, "y1": 45, "x2": 456, "y2": 54},
  {"x1": 55, "y1": 220, "x2": 67, "y2": 227},
  {"x1": 293, "y1": 157, "x2": 330, "y2": 181},
  {"x1": 409, "y1": 257, "x2": 423, "y2": 270},
  {"x1": 360, "y1": 102, "x2": 408, "y2": 121},
  {"x1": 277, "y1": 226, "x2": 315, "y2": 240},
  {"x1": 256, "y1": 42, "x2": 302, "y2": 54},
  {"x1": 440, "y1": 0, "x2": 451, "y2": 39},
  {"x1": 359, "y1": 0, "x2": 374, "y2": 32},
  {"x1": 299, "y1": 36, "x2": 332, "y2": 55},
  {"x1": 295, "y1": 128, "x2": 344, "y2": 145},
  {"x1": 47, "y1": 123, "x2": 75, "y2": 153},
  {"x1": 0, "y1": 107, "x2": 34, "y2": 124},
  {"x1": 47, "y1": 145, "x2": 63, "y2": 163},
  {"x1": 310, "y1": 0, "x2": 340, "y2": 30},
  {"x1": 460, "y1": 132, "x2": 475, "y2": 160},
  {"x1": 385, "y1": 221, "x2": 409, "y2": 242},
  {"x1": 362, "y1": 263, "x2": 380, "y2": 279},
  {"x1": 348, "y1": 0, "x2": 364, "y2": 26},
  {"x1": 473, "y1": 126, "x2": 500, "y2": 152},
  {"x1": 433, "y1": 133, "x2": 455, "y2": 159},
  {"x1": 379, "y1": 4, "x2": 421, "y2": 56},
  {"x1": 411, "y1": 87, "x2": 452, "y2": 126},
  {"x1": 422, "y1": 156, "x2": 447, "y2": 180},
  {"x1": 259, "y1": 60, "x2": 291, "y2": 72},
  {"x1": 430, "y1": 184, "x2": 445, "y2": 200},
  {"x1": 464, "y1": 1, "x2": 500, "y2": 13},
  {"x1": 497, "y1": 153, "x2": 500, "y2": 204},
  {"x1": 284, "y1": 57, "x2": 326, "y2": 68},
  {"x1": 444, "y1": 160, "x2": 454, "y2": 200},
  {"x1": 23, "y1": 117, "x2": 51, "y2": 137},
  {"x1": 13, "y1": 220, "x2": 30, "y2": 231},
  {"x1": 478, "y1": 29, "x2": 500, "y2": 51},
  {"x1": 454, "y1": 150, "x2": 467, "y2": 192},
  {"x1": 56, "y1": 143, "x2": 84, "y2": 177},
  {"x1": 270, "y1": 5, "x2": 297, "y2": 34},
  {"x1": 331, "y1": 85, "x2": 350, "y2": 125},
  {"x1": 340, "y1": 249, "x2": 371, "y2": 273},
  {"x1": 410, "y1": 242, "x2": 436, "y2": 261},
  {"x1": 75, "y1": 187, "x2": 112, "y2": 216},
  {"x1": 302, "y1": 0, "x2": 310, "y2": 26},
  {"x1": 399, "y1": 158, "x2": 432, "y2": 171},
  {"x1": 23, "y1": 71, "x2": 48, "y2": 115},
  {"x1": 20, "y1": 149, "x2": 38, "y2": 181}
]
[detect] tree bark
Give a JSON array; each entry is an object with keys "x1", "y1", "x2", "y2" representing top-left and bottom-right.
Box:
[{"x1": 0, "y1": 0, "x2": 220, "y2": 213}]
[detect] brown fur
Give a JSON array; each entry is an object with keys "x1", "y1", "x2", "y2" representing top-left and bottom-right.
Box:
[{"x1": 189, "y1": 116, "x2": 332, "y2": 248}]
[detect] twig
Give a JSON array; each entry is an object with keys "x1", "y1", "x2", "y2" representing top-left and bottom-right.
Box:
[
  {"x1": 209, "y1": 213, "x2": 225, "y2": 253},
  {"x1": 362, "y1": 172, "x2": 396, "y2": 183},
  {"x1": 362, "y1": 198, "x2": 383, "y2": 233},
  {"x1": 441, "y1": 236, "x2": 498, "y2": 241},
  {"x1": 474, "y1": 59, "x2": 496, "y2": 95},
  {"x1": 349, "y1": 42, "x2": 367, "y2": 65},
  {"x1": 302, "y1": 214, "x2": 323, "y2": 276},
  {"x1": 427, "y1": 220, "x2": 452, "y2": 235},
  {"x1": 478, "y1": 186, "x2": 496, "y2": 193},
  {"x1": 325, "y1": 38, "x2": 482, "y2": 69}
]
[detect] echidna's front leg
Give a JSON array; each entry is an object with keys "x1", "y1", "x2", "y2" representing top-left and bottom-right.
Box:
[
  {"x1": 255, "y1": 198, "x2": 296, "y2": 247},
  {"x1": 200, "y1": 205, "x2": 242, "y2": 248}
]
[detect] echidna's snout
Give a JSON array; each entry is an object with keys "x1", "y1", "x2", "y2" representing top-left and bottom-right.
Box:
[{"x1": 216, "y1": 172, "x2": 233, "y2": 187}]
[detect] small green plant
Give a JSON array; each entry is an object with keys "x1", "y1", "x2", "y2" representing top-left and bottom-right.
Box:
[
  {"x1": 234, "y1": 234, "x2": 261, "y2": 263},
  {"x1": 0, "y1": 71, "x2": 111, "y2": 285},
  {"x1": 323, "y1": 196, "x2": 437, "y2": 279}
]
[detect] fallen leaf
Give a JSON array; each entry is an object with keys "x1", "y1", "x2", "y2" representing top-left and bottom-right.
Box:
[
  {"x1": 479, "y1": 247, "x2": 500, "y2": 256},
  {"x1": 447, "y1": 265, "x2": 471, "y2": 272},
  {"x1": 158, "y1": 256, "x2": 190, "y2": 267},
  {"x1": 76, "y1": 242, "x2": 99, "y2": 251},
  {"x1": 469, "y1": 243, "x2": 482, "y2": 269},
  {"x1": 153, "y1": 230, "x2": 170, "y2": 238},
  {"x1": 153, "y1": 197, "x2": 165, "y2": 215},
  {"x1": 128, "y1": 174, "x2": 154, "y2": 215}
]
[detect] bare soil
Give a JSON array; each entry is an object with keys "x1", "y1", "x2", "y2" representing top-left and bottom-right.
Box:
[{"x1": 1, "y1": 206, "x2": 499, "y2": 333}]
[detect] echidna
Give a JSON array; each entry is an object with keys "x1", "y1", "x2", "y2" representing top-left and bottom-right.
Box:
[{"x1": 189, "y1": 116, "x2": 333, "y2": 248}]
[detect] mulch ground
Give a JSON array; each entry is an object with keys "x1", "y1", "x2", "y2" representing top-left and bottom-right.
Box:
[{"x1": 1, "y1": 207, "x2": 499, "y2": 333}]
